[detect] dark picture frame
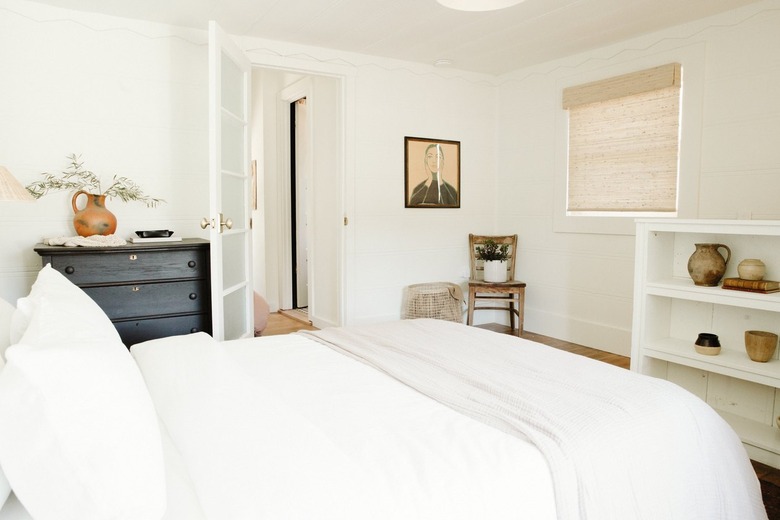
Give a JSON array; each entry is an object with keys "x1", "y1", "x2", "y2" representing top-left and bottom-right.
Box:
[{"x1": 404, "y1": 136, "x2": 460, "y2": 208}]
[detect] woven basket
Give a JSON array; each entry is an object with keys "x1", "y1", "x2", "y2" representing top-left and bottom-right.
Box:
[{"x1": 401, "y1": 282, "x2": 463, "y2": 323}]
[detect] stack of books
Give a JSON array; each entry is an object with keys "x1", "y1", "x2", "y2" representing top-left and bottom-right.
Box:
[
  {"x1": 129, "y1": 236, "x2": 182, "y2": 243},
  {"x1": 721, "y1": 278, "x2": 780, "y2": 294}
]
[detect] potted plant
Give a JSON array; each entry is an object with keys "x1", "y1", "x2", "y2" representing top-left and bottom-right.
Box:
[
  {"x1": 26, "y1": 154, "x2": 165, "y2": 237},
  {"x1": 476, "y1": 239, "x2": 510, "y2": 282}
]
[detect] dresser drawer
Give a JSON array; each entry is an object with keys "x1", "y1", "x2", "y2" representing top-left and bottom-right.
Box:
[
  {"x1": 35, "y1": 239, "x2": 212, "y2": 347},
  {"x1": 115, "y1": 314, "x2": 211, "y2": 347},
  {"x1": 83, "y1": 280, "x2": 209, "y2": 320},
  {"x1": 48, "y1": 249, "x2": 207, "y2": 285}
]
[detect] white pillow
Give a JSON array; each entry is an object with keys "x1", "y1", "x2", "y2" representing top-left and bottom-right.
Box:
[
  {"x1": 0, "y1": 299, "x2": 11, "y2": 510},
  {"x1": 0, "y1": 298, "x2": 14, "y2": 360},
  {"x1": 11, "y1": 264, "x2": 120, "y2": 346},
  {"x1": 0, "y1": 267, "x2": 165, "y2": 520},
  {"x1": 0, "y1": 467, "x2": 9, "y2": 512},
  {"x1": 0, "y1": 358, "x2": 5, "y2": 511}
]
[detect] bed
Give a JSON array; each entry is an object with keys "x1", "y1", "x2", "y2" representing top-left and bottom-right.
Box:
[{"x1": 0, "y1": 265, "x2": 768, "y2": 519}]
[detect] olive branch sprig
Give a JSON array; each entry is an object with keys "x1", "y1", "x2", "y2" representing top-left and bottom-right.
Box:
[{"x1": 25, "y1": 154, "x2": 165, "y2": 208}]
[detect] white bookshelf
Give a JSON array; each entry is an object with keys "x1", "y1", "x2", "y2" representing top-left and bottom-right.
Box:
[{"x1": 632, "y1": 219, "x2": 780, "y2": 467}]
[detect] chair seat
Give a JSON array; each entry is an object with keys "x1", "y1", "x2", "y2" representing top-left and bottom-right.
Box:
[
  {"x1": 467, "y1": 279, "x2": 526, "y2": 336},
  {"x1": 467, "y1": 279, "x2": 526, "y2": 288}
]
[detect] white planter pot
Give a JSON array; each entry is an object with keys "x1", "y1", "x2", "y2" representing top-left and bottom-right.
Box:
[{"x1": 483, "y1": 260, "x2": 508, "y2": 282}]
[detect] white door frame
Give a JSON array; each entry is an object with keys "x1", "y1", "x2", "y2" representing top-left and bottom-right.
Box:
[{"x1": 248, "y1": 54, "x2": 355, "y2": 328}]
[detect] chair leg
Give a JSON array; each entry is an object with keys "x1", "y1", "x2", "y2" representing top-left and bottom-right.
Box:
[
  {"x1": 509, "y1": 300, "x2": 516, "y2": 332},
  {"x1": 517, "y1": 289, "x2": 525, "y2": 336},
  {"x1": 467, "y1": 289, "x2": 476, "y2": 326}
]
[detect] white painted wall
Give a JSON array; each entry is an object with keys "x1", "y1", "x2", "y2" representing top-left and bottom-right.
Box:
[
  {"x1": 0, "y1": 0, "x2": 210, "y2": 302},
  {"x1": 496, "y1": 0, "x2": 780, "y2": 355},
  {"x1": 347, "y1": 65, "x2": 498, "y2": 324},
  {"x1": 1, "y1": 0, "x2": 779, "y2": 357},
  {"x1": 236, "y1": 36, "x2": 500, "y2": 327}
]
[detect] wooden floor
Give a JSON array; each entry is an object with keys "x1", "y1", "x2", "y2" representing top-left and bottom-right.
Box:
[
  {"x1": 477, "y1": 322, "x2": 631, "y2": 369},
  {"x1": 262, "y1": 311, "x2": 317, "y2": 336}
]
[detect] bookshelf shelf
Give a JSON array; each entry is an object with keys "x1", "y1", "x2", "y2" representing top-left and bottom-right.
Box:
[{"x1": 632, "y1": 219, "x2": 780, "y2": 468}]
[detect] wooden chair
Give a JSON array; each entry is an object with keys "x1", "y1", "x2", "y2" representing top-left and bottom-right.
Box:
[{"x1": 467, "y1": 234, "x2": 526, "y2": 336}]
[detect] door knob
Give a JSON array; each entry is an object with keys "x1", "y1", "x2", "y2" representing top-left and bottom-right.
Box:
[
  {"x1": 220, "y1": 213, "x2": 233, "y2": 231},
  {"x1": 201, "y1": 215, "x2": 233, "y2": 232}
]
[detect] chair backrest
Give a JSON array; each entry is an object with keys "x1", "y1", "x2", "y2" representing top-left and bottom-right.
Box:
[{"x1": 469, "y1": 234, "x2": 518, "y2": 281}]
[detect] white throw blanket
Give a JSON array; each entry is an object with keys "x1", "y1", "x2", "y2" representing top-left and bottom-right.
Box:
[
  {"x1": 303, "y1": 319, "x2": 767, "y2": 520},
  {"x1": 42, "y1": 234, "x2": 127, "y2": 247}
]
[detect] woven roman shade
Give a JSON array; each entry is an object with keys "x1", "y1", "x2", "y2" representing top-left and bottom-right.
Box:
[{"x1": 562, "y1": 63, "x2": 682, "y2": 212}]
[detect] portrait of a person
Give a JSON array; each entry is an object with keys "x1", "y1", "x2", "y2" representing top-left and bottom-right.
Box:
[{"x1": 407, "y1": 141, "x2": 459, "y2": 207}]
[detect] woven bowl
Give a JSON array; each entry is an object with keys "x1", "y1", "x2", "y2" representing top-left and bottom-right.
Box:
[{"x1": 745, "y1": 330, "x2": 778, "y2": 362}]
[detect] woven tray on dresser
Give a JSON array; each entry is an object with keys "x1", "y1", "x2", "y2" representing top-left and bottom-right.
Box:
[{"x1": 34, "y1": 238, "x2": 211, "y2": 347}]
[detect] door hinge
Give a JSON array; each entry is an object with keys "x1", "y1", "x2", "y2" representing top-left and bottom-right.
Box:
[{"x1": 344, "y1": 216, "x2": 349, "y2": 226}]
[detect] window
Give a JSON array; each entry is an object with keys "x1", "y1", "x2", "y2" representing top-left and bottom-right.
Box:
[{"x1": 562, "y1": 63, "x2": 682, "y2": 214}]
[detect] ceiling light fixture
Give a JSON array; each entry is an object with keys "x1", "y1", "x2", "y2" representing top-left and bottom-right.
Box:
[{"x1": 436, "y1": 0, "x2": 527, "y2": 11}]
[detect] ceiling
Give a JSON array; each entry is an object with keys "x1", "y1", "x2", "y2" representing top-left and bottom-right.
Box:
[{"x1": 29, "y1": 0, "x2": 761, "y2": 75}]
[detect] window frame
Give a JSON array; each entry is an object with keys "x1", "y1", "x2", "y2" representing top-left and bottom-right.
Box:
[{"x1": 553, "y1": 45, "x2": 705, "y2": 235}]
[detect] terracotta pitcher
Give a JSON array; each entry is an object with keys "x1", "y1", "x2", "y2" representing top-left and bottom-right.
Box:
[
  {"x1": 687, "y1": 243, "x2": 731, "y2": 287},
  {"x1": 72, "y1": 190, "x2": 117, "y2": 237}
]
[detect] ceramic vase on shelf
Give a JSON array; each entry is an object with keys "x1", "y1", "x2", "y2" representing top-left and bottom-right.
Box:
[
  {"x1": 72, "y1": 190, "x2": 117, "y2": 237},
  {"x1": 483, "y1": 260, "x2": 508, "y2": 283},
  {"x1": 694, "y1": 332, "x2": 721, "y2": 356},
  {"x1": 737, "y1": 259, "x2": 766, "y2": 281},
  {"x1": 687, "y1": 243, "x2": 731, "y2": 287}
]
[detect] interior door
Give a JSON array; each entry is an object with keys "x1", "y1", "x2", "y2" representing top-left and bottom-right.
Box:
[{"x1": 206, "y1": 21, "x2": 253, "y2": 341}]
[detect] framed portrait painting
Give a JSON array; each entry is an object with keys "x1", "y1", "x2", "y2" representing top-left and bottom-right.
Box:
[{"x1": 404, "y1": 136, "x2": 460, "y2": 208}]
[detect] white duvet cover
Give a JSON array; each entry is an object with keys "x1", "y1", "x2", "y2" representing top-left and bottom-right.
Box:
[
  {"x1": 1, "y1": 316, "x2": 768, "y2": 519},
  {"x1": 132, "y1": 331, "x2": 558, "y2": 520},
  {"x1": 305, "y1": 319, "x2": 767, "y2": 520}
]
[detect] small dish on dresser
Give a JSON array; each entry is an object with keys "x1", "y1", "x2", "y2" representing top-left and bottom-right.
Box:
[{"x1": 135, "y1": 230, "x2": 174, "y2": 238}]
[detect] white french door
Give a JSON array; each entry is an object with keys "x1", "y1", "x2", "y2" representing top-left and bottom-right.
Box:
[{"x1": 206, "y1": 21, "x2": 253, "y2": 340}]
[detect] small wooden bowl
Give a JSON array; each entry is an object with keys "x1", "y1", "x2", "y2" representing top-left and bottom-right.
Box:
[{"x1": 745, "y1": 330, "x2": 778, "y2": 362}]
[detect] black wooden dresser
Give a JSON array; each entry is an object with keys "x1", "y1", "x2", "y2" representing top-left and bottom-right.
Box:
[{"x1": 34, "y1": 238, "x2": 212, "y2": 347}]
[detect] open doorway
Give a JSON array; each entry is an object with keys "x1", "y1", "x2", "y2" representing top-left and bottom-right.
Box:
[
  {"x1": 289, "y1": 97, "x2": 309, "y2": 316},
  {"x1": 251, "y1": 69, "x2": 344, "y2": 330}
]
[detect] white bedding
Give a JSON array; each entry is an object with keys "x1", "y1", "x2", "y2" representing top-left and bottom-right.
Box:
[
  {"x1": 0, "y1": 300, "x2": 768, "y2": 519},
  {"x1": 132, "y1": 331, "x2": 557, "y2": 519},
  {"x1": 304, "y1": 319, "x2": 768, "y2": 520}
]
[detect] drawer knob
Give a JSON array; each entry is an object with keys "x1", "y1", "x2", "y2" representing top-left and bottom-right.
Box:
[
  {"x1": 64, "y1": 266, "x2": 75, "y2": 275},
  {"x1": 132, "y1": 286, "x2": 140, "y2": 292},
  {"x1": 189, "y1": 293, "x2": 197, "y2": 300},
  {"x1": 129, "y1": 254, "x2": 138, "y2": 261},
  {"x1": 188, "y1": 261, "x2": 196, "y2": 268},
  {"x1": 190, "y1": 328, "x2": 199, "y2": 333}
]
